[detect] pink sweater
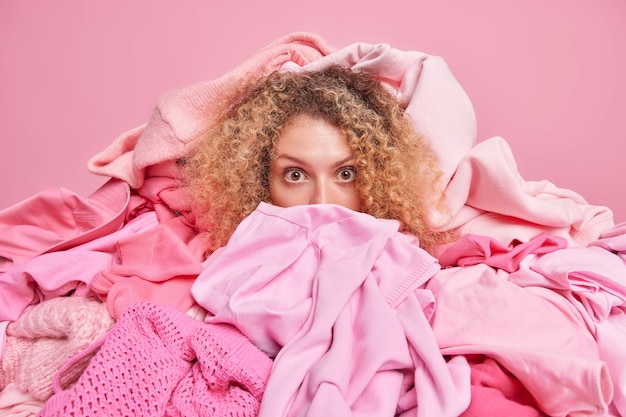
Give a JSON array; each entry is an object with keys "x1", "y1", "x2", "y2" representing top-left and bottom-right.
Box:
[{"x1": 38, "y1": 301, "x2": 273, "y2": 417}]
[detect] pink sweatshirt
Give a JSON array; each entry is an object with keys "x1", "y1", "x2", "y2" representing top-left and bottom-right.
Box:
[{"x1": 191, "y1": 202, "x2": 470, "y2": 417}]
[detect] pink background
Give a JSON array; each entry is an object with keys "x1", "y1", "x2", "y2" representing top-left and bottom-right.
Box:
[{"x1": 1, "y1": 1, "x2": 625, "y2": 221}]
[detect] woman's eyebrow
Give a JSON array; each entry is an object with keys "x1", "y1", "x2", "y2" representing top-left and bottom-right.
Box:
[
  {"x1": 273, "y1": 154, "x2": 356, "y2": 168},
  {"x1": 332, "y1": 156, "x2": 357, "y2": 167},
  {"x1": 273, "y1": 154, "x2": 309, "y2": 166}
]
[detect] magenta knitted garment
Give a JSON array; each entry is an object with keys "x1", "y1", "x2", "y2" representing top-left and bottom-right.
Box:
[{"x1": 37, "y1": 301, "x2": 273, "y2": 417}]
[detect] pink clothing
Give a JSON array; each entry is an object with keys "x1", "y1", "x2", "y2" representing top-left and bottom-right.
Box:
[
  {"x1": 595, "y1": 310, "x2": 626, "y2": 416},
  {"x1": 461, "y1": 357, "x2": 547, "y2": 417},
  {"x1": 131, "y1": 162, "x2": 196, "y2": 224},
  {"x1": 39, "y1": 301, "x2": 272, "y2": 417},
  {"x1": 0, "y1": 211, "x2": 158, "y2": 323},
  {"x1": 591, "y1": 223, "x2": 626, "y2": 417},
  {"x1": 514, "y1": 246, "x2": 626, "y2": 322},
  {"x1": 85, "y1": 32, "x2": 613, "y2": 256},
  {"x1": 428, "y1": 264, "x2": 612, "y2": 417},
  {"x1": 0, "y1": 179, "x2": 130, "y2": 273},
  {"x1": 191, "y1": 202, "x2": 470, "y2": 417},
  {"x1": 437, "y1": 233, "x2": 567, "y2": 272},
  {"x1": 0, "y1": 383, "x2": 43, "y2": 417},
  {"x1": 435, "y1": 137, "x2": 614, "y2": 248},
  {"x1": 0, "y1": 296, "x2": 114, "y2": 401},
  {"x1": 90, "y1": 215, "x2": 205, "y2": 319},
  {"x1": 87, "y1": 32, "x2": 333, "y2": 189},
  {"x1": 590, "y1": 221, "x2": 626, "y2": 262},
  {"x1": 509, "y1": 245, "x2": 626, "y2": 414}
]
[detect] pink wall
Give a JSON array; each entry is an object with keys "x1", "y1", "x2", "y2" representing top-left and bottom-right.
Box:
[{"x1": 2, "y1": 1, "x2": 625, "y2": 222}]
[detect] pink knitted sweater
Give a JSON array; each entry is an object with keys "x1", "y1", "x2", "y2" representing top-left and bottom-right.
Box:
[
  {"x1": 37, "y1": 301, "x2": 273, "y2": 417},
  {"x1": 0, "y1": 296, "x2": 114, "y2": 401}
]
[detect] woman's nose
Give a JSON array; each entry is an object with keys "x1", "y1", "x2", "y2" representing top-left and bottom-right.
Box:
[{"x1": 310, "y1": 181, "x2": 331, "y2": 205}]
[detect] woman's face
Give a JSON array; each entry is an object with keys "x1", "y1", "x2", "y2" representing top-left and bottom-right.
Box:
[{"x1": 269, "y1": 114, "x2": 361, "y2": 211}]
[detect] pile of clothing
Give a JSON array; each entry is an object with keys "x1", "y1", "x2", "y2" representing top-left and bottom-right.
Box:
[{"x1": 1, "y1": 32, "x2": 624, "y2": 417}]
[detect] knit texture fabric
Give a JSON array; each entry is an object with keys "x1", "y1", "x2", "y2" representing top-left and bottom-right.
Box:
[
  {"x1": 38, "y1": 301, "x2": 273, "y2": 417},
  {"x1": 0, "y1": 296, "x2": 114, "y2": 401}
]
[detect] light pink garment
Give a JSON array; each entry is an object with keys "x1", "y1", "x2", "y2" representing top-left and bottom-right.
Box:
[
  {"x1": 0, "y1": 178, "x2": 131, "y2": 273},
  {"x1": 514, "y1": 247, "x2": 626, "y2": 322},
  {"x1": 510, "y1": 246, "x2": 626, "y2": 416},
  {"x1": 586, "y1": 222, "x2": 626, "y2": 416},
  {"x1": 0, "y1": 383, "x2": 44, "y2": 417},
  {"x1": 589, "y1": 221, "x2": 626, "y2": 262},
  {"x1": 87, "y1": 32, "x2": 333, "y2": 189},
  {"x1": 595, "y1": 310, "x2": 626, "y2": 417},
  {"x1": 191, "y1": 203, "x2": 470, "y2": 417},
  {"x1": 428, "y1": 264, "x2": 612, "y2": 417},
  {"x1": 436, "y1": 137, "x2": 614, "y2": 248},
  {"x1": 1, "y1": 296, "x2": 114, "y2": 401},
  {"x1": 0, "y1": 211, "x2": 158, "y2": 323}
]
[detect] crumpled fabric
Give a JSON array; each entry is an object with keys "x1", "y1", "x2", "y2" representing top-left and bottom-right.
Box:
[{"x1": 192, "y1": 202, "x2": 470, "y2": 417}]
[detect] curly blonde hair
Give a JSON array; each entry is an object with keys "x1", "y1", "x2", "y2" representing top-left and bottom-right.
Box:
[{"x1": 183, "y1": 65, "x2": 453, "y2": 255}]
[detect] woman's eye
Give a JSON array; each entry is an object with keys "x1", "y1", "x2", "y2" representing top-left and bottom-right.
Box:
[
  {"x1": 336, "y1": 167, "x2": 356, "y2": 182},
  {"x1": 284, "y1": 168, "x2": 306, "y2": 183}
]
